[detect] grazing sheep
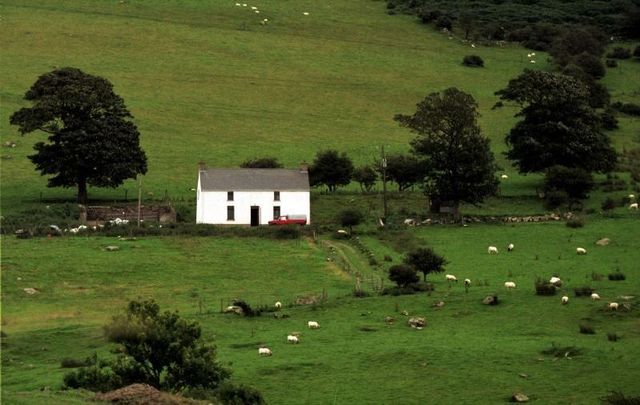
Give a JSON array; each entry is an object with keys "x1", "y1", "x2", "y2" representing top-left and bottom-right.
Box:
[
  {"x1": 274, "y1": 301, "x2": 282, "y2": 309},
  {"x1": 501, "y1": 174, "x2": 509, "y2": 179},
  {"x1": 629, "y1": 194, "x2": 635, "y2": 200},
  {"x1": 608, "y1": 302, "x2": 619, "y2": 311},
  {"x1": 303, "y1": 12, "x2": 309, "y2": 15},
  {"x1": 576, "y1": 247, "x2": 587, "y2": 255},
  {"x1": 591, "y1": 293, "x2": 601, "y2": 300},
  {"x1": 287, "y1": 335, "x2": 299, "y2": 344},
  {"x1": 258, "y1": 347, "x2": 272, "y2": 356},
  {"x1": 530, "y1": 60, "x2": 536, "y2": 64},
  {"x1": 561, "y1": 296, "x2": 569, "y2": 305},
  {"x1": 308, "y1": 321, "x2": 320, "y2": 329},
  {"x1": 404, "y1": 218, "x2": 416, "y2": 226},
  {"x1": 507, "y1": 243, "x2": 514, "y2": 252},
  {"x1": 549, "y1": 277, "x2": 563, "y2": 286},
  {"x1": 488, "y1": 246, "x2": 498, "y2": 254},
  {"x1": 630, "y1": 203, "x2": 638, "y2": 210},
  {"x1": 504, "y1": 281, "x2": 516, "y2": 289},
  {"x1": 464, "y1": 278, "x2": 471, "y2": 286},
  {"x1": 445, "y1": 274, "x2": 458, "y2": 282}
]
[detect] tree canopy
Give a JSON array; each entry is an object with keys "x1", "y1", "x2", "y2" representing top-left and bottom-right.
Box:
[
  {"x1": 309, "y1": 150, "x2": 354, "y2": 192},
  {"x1": 496, "y1": 70, "x2": 617, "y2": 174},
  {"x1": 352, "y1": 165, "x2": 378, "y2": 192},
  {"x1": 10, "y1": 67, "x2": 147, "y2": 203},
  {"x1": 379, "y1": 154, "x2": 425, "y2": 192},
  {"x1": 395, "y1": 87, "x2": 499, "y2": 216},
  {"x1": 240, "y1": 157, "x2": 283, "y2": 168},
  {"x1": 403, "y1": 247, "x2": 447, "y2": 281},
  {"x1": 388, "y1": 264, "x2": 419, "y2": 288}
]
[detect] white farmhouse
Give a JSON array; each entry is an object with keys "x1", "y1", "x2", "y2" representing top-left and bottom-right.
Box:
[{"x1": 196, "y1": 164, "x2": 310, "y2": 226}]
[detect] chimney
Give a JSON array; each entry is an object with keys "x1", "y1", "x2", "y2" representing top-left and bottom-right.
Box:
[
  {"x1": 198, "y1": 160, "x2": 206, "y2": 171},
  {"x1": 299, "y1": 161, "x2": 309, "y2": 173}
]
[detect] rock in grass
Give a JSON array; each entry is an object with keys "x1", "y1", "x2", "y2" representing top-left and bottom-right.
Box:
[
  {"x1": 104, "y1": 245, "x2": 120, "y2": 251},
  {"x1": 408, "y1": 317, "x2": 426, "y2": 328},
  {"x1": 483, "y1": 295, "x2": 499, "y2": 305},
  {"x1": 595, "y1": 238, "x2": 610, "y2": 246},
  {"x1": 23, "y1": 288, "x2": 38, "y2": 295},
  {"x1": 511, "y1": 392, "x2": 529, "y2": 402}
]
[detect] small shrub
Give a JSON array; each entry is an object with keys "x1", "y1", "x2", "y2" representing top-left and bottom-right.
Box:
[
  {"x1": 232, "y1": 300, "x2": 261, "y2": 317},
  {"x1": 606, "y1": 47, "x2": 632, "y2": 59},
  {"x1": 591, "y1": 272, "x2": 604, "y2": 281},
  {"x1": 380, "y1": 286, "x2": 416, "y2": 296},
  {"x1": 352, "y1": 290, "x2": 371, "y2": 298},
  {"x1": 435, "y1": 15, "x2": 452, "y2": 30},
  {"x1": 63, "y1": 363, "x2": 121, "y2": 392},
  {"x1": 608, "y1": 272, "x2": 626, "y2": 281},
  {"x1": 601, "y1": 197, "x2": 617, "y2": 211},
  {"x1": 605, "y1": 59, "x2": 618, "y2": 68},
  {"x1": 607, "y1": 332, "x2": 619, "y2": 342},
  {"x1": 612, "y1": 102, "x2": 640, "y2": 117},
  {"x1": 462, "y1": 55, "x2": 484, "y2": 67},
  {"x1": 579, "y1": 323, "x2": 596, "y2": 334},
  {"x1": 601, "y1": 391, "x2": 640, "y2": 404},
  {"x1": 566, "y1": 217, "x2": 585, "y2": 228},
  {"x1": 216, "y1": 382, "x2": 266, "y2": 405},
  {"x1": 388, "y1": 264, "x2": 419, "y2": 288},
  {"x1": 412, "y1": 281, "x2": 434, "y2": 292},
  {"x1": 573, "y1": 286, "x2": 594, "y2": 297},
  {"x1": 535, "y1": 281, "x2": 557, "y2": 296}
]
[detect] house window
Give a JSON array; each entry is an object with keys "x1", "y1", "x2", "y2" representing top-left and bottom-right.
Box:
[
  {"x1": 227, "y1": 191, "x2": 234, "y2": 201},
  {"x1": 274, "y1": 191, "x2": 280, "y2": 201},
  {"x1": 273, "y1": 206, "x2": 281, "y2": 219},
  {"x1": 227, "y1": 206, "x2": 235, "y2": 221}
]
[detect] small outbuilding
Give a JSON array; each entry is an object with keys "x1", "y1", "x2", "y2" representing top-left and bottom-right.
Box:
[{"x1": 196, "y1": 163, "x2": 310, "y2": 226}]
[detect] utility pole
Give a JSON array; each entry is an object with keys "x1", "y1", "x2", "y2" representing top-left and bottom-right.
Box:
[
  {"x1": 137, "y1": 175, "x2": 142, "y2": 228},
  {"x1": 382, "y1": 145, "x2": 388, "y2": 220}
]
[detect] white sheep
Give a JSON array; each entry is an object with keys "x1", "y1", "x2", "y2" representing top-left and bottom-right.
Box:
[
  {"x1": 507, "y1": 243, "x2": 514, "y2": 252},
  {"x1": 504, "y1": 281, "x2": 516, "y2": 289},
  {"x1": 287, "y1": 335, "x2": 299, "y2": 344},
  {"x1": 561, "y1": 296, "x2": 569, "y2": 305},
  {"x1": 629, "y1": 194, "x2": 635, "y2": 200},
  {"x1": 308, "y1": 321, "x2": 320, "y2": 329},
  {"x1": 549, "y1": 277, "x2": 562, "y2": 286},
  {"x1": 464, "y1": 278, "x2": 471, "y2": 286},
  {"x1": 445, "y1": 274, "x2": 458, "y2": 282},
  {"x1": 590, "y1": 293, "x2": 601, "y2": 300},
  {"x1": 608, "y1": 302, "x2": 619, "y2": 311},
  {"x1": 303, "y1": 12, "x2": 309, "y2": 15},
  {"x1": 258, "y1": 347, "x2": 272, "y2": 356},
  {"x1": 530, "y1": 60, "x2": 536, "y2": 64},
  {"x1": 630, "y1": 203, "x2": 638, "y2": 210},
  {"x1": 501, "y1": 174, "x2": 509, "y2": 179},
  {"x1": 488, "y1": 246, "x2": 498, "y2": 254},
  {"x1": 576, "y1": 247, "x2": 587, "y2": 255},
  {"x1": 274, "y1": 301, "x2": 282, "y2": 309}
]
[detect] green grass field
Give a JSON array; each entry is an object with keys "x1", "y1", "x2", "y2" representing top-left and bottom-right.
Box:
[
  {"x1": 2, "y1": 219, "x2": 639, "y2": 404},
  {"x1": 1, "y1": 1, "x2": 640, "y2": 404},
  {"x1": 1, "y1": 0, "x2": 638, "y2": 214}
]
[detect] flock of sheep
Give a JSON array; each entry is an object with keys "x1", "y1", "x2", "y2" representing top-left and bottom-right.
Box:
[
  {"x1": 257, "y1": 301, "x2": 319, "y2": 356},
  {"x1": 233, "y1": 1, "x2": 310, "y2": 25},
  {"x1": 442, "y1": 242, "x2": 623, "y2": 310}
]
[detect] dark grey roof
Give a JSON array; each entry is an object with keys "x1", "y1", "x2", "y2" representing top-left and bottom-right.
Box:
[{"x1": 199, "y1": 169, "x2": 309, "y2": 191}]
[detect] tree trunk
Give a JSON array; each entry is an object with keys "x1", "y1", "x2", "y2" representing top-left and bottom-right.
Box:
[
  {"x1": 77, "y1": 177, "x2": 88, "y2": 204},
  {"x1": 452, "y1": 202, "x2": 461, "y2": 223}
]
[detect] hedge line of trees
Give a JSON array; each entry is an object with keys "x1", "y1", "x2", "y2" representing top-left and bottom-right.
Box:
[{"x1": 386, "y1": 0, "x2": 640, "y2": 48}]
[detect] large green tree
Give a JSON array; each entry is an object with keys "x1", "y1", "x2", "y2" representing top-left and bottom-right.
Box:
[
  {"x1": 379, "y1": 154, "x2": 425, "y2": 192},
  {"x1": 309, "y1": 149, "x2": 354, "y2": 192},
  {"x1": 496, "y1": 70, "x2": 617, "y2": 174},
  {"x1": 395, "y1": 87, "x2": 499, "y2": 217},
  {"x1": 10, "y1": 67, "x2": 147, "y2": 204}
]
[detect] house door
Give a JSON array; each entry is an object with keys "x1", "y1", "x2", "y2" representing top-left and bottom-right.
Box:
[{"x1": 250, "y1": 206, "x2": 260, "y2": 226}]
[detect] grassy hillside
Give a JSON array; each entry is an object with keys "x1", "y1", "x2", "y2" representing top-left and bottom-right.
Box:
[
  {"x1": 1, "y1": 0, "x2": 638, "y2": 215},
  {"x1": 2, "y1": 220, "x2": 639, "y2": 403}
]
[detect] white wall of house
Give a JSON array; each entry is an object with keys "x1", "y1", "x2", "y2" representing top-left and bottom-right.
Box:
[{"x1": 196, "y1": 187, "x2": 310, "y2": 225}]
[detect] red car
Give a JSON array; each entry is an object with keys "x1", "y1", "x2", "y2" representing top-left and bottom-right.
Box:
[{"x1": 268, "y1": 215, "x2": 307, "y2": 225}]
